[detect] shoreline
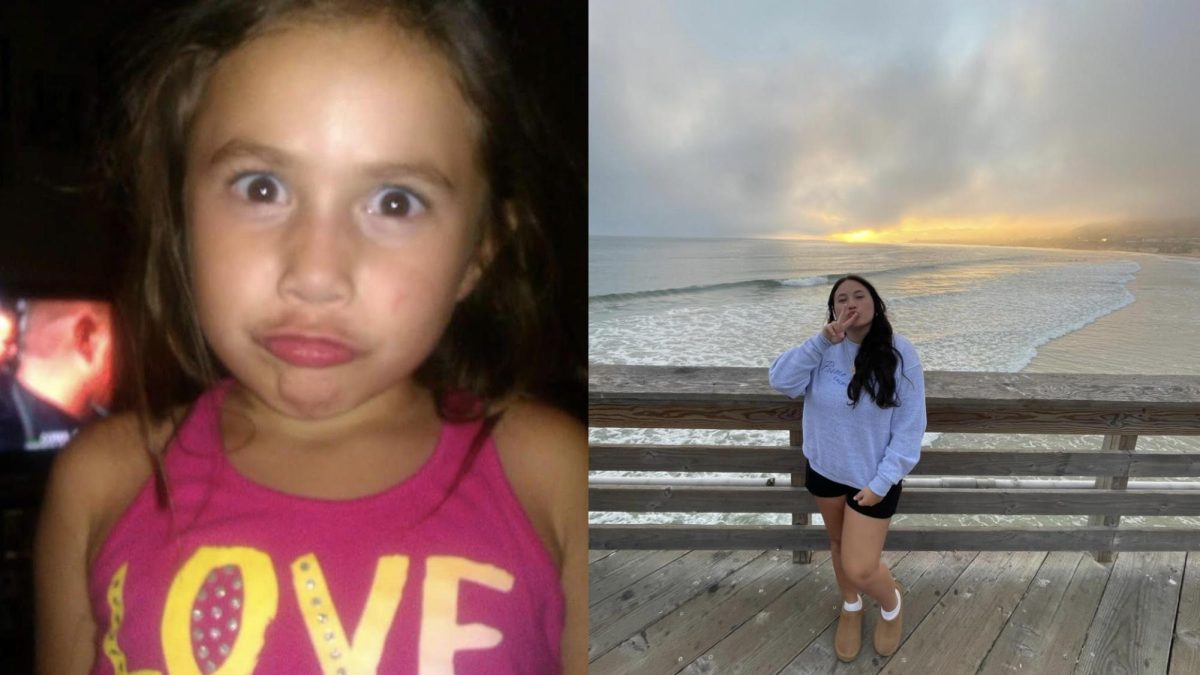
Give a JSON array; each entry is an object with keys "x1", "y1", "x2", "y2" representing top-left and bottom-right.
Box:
[{"x1": 1023, "y1": 253, "x2": 1200, "y2": 376}]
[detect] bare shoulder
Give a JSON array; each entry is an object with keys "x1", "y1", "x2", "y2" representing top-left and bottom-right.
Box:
[
  {"x1": 491, "y1": 398, "x2": 587, "y2": 495},
  {"x1": 45, "y1": 411, "x2": 167, "y2": 564},
  {"x1": 35, "y1": 411, "x2": 170, "y2": 673},
  {"x1": 491, "y1": 399, "x2": 587, "y2": 568},
  {"x1": 492, "y1": 398, "x2": 586, "y2": 457},
  {"x1": 48, "y1": 413, "x2": 149, "y2": 516}
]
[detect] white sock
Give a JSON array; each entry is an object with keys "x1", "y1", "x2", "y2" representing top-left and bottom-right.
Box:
[
  {"x1": 880, "y1": 588, "x2": 901, "y2": 621},
  {"x1": 842, "y1": 594, "x2": 863, "y2": 612}
]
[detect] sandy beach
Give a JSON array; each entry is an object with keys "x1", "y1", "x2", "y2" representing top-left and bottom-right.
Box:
[
  {"x1": 1025, "y1": 253, "x2": 1200, "y2": 376},
  {"x1": 928, "y1": 252, "x2": 1200, "y2": 462}
]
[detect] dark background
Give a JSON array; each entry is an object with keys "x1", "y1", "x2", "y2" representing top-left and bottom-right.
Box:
[{"x1": 0, "y1": 1, "x2": 585, "y2": 670}]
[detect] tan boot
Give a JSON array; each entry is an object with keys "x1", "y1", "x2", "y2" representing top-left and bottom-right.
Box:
[
  {"x1": 873, "y1": 582, "x2": 904, "y2": 656},
  {"x1": 834, "y1": 602, "x2": 864, "y2": 662}
]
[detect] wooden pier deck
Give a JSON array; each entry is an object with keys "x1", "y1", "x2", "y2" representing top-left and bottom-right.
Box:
[
  {"x1": 588, "y1": 366, "x2": 1200, "y2": 673},
  {"x1": 589, "y1": 547, "x2": 1200, "y2": 675}
]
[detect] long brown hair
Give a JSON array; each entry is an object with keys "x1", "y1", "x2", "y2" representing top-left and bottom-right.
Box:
[
  {"x1": 104, "y1": 0, "x2": 560, "y2": 439},
  {"x1": 826, "y1": 274, "x2": 904, "y2": 409}
]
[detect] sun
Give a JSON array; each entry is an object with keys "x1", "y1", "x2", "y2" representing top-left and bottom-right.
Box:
[{"x1": 830, "y1": 229, "x2": 880, "y2": 243}]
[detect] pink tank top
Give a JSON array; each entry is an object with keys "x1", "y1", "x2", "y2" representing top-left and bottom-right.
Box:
[{"x1": 87, "y1": 383, "x2": 564, "y2": 674}]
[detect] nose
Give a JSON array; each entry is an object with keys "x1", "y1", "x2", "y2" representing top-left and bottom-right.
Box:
[{"x1": 277, "y1": 208, "x2": 354, "y2": 306}]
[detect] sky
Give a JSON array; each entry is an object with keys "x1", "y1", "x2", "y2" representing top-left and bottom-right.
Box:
[{"x1": 589, "y1": 0, "x2": 1200, "y2": 243}]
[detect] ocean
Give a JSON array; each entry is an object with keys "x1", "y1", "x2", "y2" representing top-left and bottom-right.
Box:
[{"x1": 588, "y1": 236, "x2": 1200, "y2": 528}]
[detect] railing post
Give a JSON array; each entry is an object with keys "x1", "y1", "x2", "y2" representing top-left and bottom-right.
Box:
[
  {"x1": 790, "y1": 429, "x2": 812, "y2": 564},
  {"x1": 1091, "y1": 433, "x2": 1136, "y2": 563}
]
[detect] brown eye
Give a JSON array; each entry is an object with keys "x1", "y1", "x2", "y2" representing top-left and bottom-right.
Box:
[
  {"x1": 232, "y1": 173, "x2": 287, "y2": 204},
  {"x1": 248, "y1": 177, "x2": 276, "y2": 201},
  {"x1": 367, "y1": 186, "x2": 427, "y2": 219},
  {"x1": 381, "y1": 190, "x2": 410, "y2": 216}
]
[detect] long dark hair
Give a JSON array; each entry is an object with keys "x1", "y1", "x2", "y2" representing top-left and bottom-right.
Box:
[
  {"x1": 104, "y1": 0, "x2": 562, "y2": 429},
  {"x1": 827, "y1": 275, "x2": 904, "y2": 409}
]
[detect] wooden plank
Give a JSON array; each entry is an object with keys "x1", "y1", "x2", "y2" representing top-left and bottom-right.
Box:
[
  {"x1": 590, "y1": 401, "x2": 802, "y2": 430},
  {"x1": 1128, "y1": 454, "x2": 1200, "y2": 477},
  {"x1": 588, "y1": 549, "x2": 762, "y2": 659},
  {"x1": 591, "y1": 400, "x2": 1200, "y2": 434},
  {"x1": 1170, "y1": 551, "x2": 1200, "y2": 675},
  {"x1": 885, "y1": 551, "x2": 1047, "y2": 673},
  {"x1": 589, "y1": 366, "x2": 1200, "y2": 434},
  {"x1": 789, "y1": 428, "x2": 810, "y2": 565},
  {"x1": 588, "y1": 548, "x2": 682, "y2": 583},
  {"x1": 673, "y1": 552, "x2": 850, "y2": 674},
  {"x1": 590, "y1": 444, "x2": 801, "y2": 472},
  {"x1": 780, "y1": 550, "x2": 977, "y2": 674},
  {"x1": 589, "y1": 485, "x2": 1200, "y2": 516},
  {"x1": 589, "y1": 549, "x2": 617, "y2": 564},
  {"x1": 590, "y1": 365, "x2": 1200, "y2": 406},
  {"x1": 1090, "y1": 434, "x2": 1136, "y2": 563},
  {"x1": 588, "y1": 550, "x2": 832, "y2": 674},
  {"x1": 590, "y1": 525, "x2": 1200, "y2": 552},
  {"x1": 590, "y1": 445, "x2": 1200, "y2": 477},
  {"x1": 977, "y1": 552, "x2": 1112, "y2": 675},
  {"x1": 1074, "y1": 551, "x2": 1185, "y2": 675},
  {"x1": 916, "y1": 449, "x2": 1199, "y2": 478},
  {"x1": 588, "y1": 549, "x2": 690, "y2": 608},
  {"x1": 1110, "y1": 530, "x2": 1200, "y2": 550}
]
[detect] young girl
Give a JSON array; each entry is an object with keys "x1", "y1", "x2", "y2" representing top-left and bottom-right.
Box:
[
  {"x1": 768, "y1": 275, "x2": 925, "y2": 662},
  {"x1": 33, "y1": 2, "x2": 586, "y2": 673}
]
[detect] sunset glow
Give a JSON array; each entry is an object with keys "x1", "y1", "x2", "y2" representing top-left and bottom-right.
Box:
[
  {"x1": 830, "y1": 229, "x2": 882, "y2": 243},
  {"x1": 816, "y1": 214, "x2": 1106, "y2": 245}
]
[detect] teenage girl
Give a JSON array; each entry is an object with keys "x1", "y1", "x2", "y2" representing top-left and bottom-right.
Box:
[
  {"x1": 768, "y1": 274, "x2": 925, "y2": 662},
  {"x1": 34, "y1": 2, "x2": 586, "y2": 673}
]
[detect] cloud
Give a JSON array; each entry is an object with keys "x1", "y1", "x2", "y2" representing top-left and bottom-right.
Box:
[{"x1": 589, "y1": 1, "x2": 1200, "y2": 240}]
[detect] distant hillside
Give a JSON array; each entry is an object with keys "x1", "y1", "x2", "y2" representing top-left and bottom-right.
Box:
[
  {"x1": 1015, "y1": 220, "x2": 1200, "y2": 256},
  {"x1": 1069, "y1": 221, "x2": 1200, "y2": 241}
]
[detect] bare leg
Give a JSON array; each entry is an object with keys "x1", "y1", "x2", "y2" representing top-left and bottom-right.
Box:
[
  {"x1": 839, "y1": 506, "x2": 899, "y2": 611},
  {"x1": 814, "y1": 496, "x2": 859, "y2": 603}
]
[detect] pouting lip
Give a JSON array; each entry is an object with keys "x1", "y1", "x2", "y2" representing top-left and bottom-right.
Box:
[
  {"x1": 257, "y1": 331, "x2": 361, "y2": 367},
  {"x1": 258, "y1": 329, "x2": 358, "y2": 349}
]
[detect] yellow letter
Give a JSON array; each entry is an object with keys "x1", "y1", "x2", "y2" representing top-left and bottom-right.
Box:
[
  {"x1": 101, "y1": 563, "x2": 160, "y2": 675},
  {"x1": 291, "y1": 553, "x2": 411, "y2": 674},
  {"x1": 161, "y1": 546, "x2": 278, "y2": 675},
  {"x1": 418, "y1": 556, "x2": 514, "y2": 674}
]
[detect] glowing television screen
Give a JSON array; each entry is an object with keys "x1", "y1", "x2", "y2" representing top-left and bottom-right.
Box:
[{"x1": 0, "y1": 297, "x2": 115, "y2": 453}]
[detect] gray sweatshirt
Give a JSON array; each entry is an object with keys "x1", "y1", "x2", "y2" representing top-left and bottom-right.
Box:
[{"x1": 768, "y1": 332, "x2": 926, "y2": 496}]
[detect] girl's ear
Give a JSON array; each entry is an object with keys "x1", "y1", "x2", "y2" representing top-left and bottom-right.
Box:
[
  {"x1": 456, "y1": 255, "x2": 486, "y2": 301},
  {"x1": 455, "y1": 201, "x2": 516, "y2": 301}
]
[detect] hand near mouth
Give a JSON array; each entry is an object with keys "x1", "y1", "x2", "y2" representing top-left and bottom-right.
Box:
[{"x1": 822, "y1": 309, "x2": 857, "y2": 344}]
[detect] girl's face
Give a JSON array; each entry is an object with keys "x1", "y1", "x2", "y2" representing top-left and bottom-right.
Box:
[
  {"x1": 185, "y1": 19, "x2": 489, "y2": 420},
  {"x1": 832, "y1": 279, "x2": 876, "y2": 329}
]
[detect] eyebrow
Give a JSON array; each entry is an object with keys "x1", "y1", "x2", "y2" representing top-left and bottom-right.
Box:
[
  {"x1": 207, "y1": 139, "x2": 458, "y2": 193},
  {"x1": 363, "y1": 159, "x2": 457, "y2": 194},
  {"x1": 208, "y1": 139, "x2": 293, "y2": 170}
]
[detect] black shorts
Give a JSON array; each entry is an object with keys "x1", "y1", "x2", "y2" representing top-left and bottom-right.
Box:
[{"x1": 804, "y1": 463, "x2": 902, "y2": 520}]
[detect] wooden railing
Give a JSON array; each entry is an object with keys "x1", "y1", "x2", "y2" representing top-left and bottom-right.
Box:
[{"x1": 589, "y1": 365, "x2": 1200, "y2": 562}]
